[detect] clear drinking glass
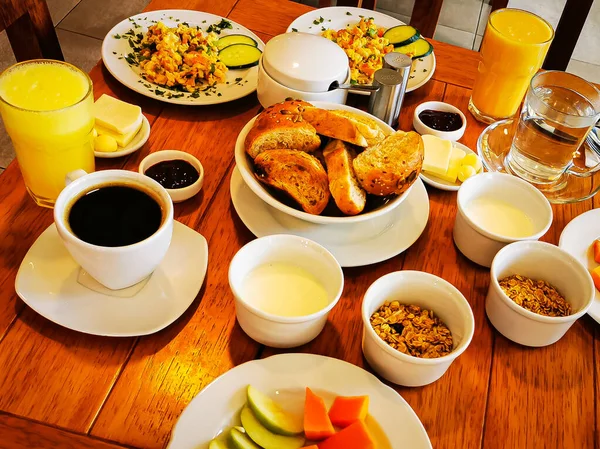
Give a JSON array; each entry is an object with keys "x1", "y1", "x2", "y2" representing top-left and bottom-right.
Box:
[
  {"x1": 0, "y1": 60, "x2": 95, "y2": 208},
  {"x1": 506, "y1": 71, "x2": 600, "y2": 185}
]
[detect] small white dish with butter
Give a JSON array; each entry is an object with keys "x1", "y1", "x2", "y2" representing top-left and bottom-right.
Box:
[
  {"x1": 93, "y1": 94, "x2": 150, "y2": 159},
  {"x1": 419, "y1": 134, "x2": 482, "y2": 191},
  {"x1": 453, "y1": 172, "x2": 552, "y2": 267},
  {"x1": 229, "y1": 234, "x2": 343, "y2": 348}
]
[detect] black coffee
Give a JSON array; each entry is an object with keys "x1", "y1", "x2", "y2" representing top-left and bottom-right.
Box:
[{"x1": 68, "y1": 184, "x2": 163, "y2": 247}]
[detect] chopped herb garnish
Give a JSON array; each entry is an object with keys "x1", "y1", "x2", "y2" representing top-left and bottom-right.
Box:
[
  {"x1": 124, "y1": 53, "x2": 137, "y2": 65},
  {"x1": 190, "y1": 90, "x2": 200, "y2": 98},
  {"x1": 207, "y1": 19, "x2": 233, "y2": 34},
  {"x1": 313, "y1": 16, "x2": 324, "y2": 25},
  {"x1": 409, "y1": 75, "x2": 415, "y2": 79},
  {"x1": 217, "y1": 92, "x2": 222, "y2": 97},
  {"x1": 321, "y1": 26, "x2": 326, "y2": 31},
  {"x1": 423, "y1": 69, "x2": 428, "y2": 72},
  {"x1": 235, "y1": 77, "x2": 243, "y2": 82},
  {"x1": 154, "y1": 89, "x2": 165, "y2": 96},
  {"x1": 359, "y1": 14, "x2": 364, "y2": 18},
  {"x1": 202, "y1": 20, "x2": 207, "y2": 23},
  {"x1": 346, "y1": 11, "x2": 352, "y2": 15},
  {"x1": 112, "y1": 51, "x2": 117, "y2": 55},
  {"x1": 182, "y1": 21, "x2": 189, "y2": 26},
  {"x1": 418, "y1": 58, "x2": 424, "y2": 62},
  {"x1": 113, "y1": 34, "x2": 122, "y2": 39},
  {"x1": 350, "y1": 79, "x2": 358, "y2": 85},
  {"x1": 209, "y1": 63, "x2": 216, "y2": 74},
  {"x1": 292, "y1": 28, "x2": 298, "y2": 32}
]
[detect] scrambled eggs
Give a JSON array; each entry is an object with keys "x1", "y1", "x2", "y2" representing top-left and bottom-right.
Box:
[
  {"x1": 138, "y1": 22, "x2": 227, "y2": 92},
  {"x1": 322, "y1": 18, "x2": 394, "y2": 85}
]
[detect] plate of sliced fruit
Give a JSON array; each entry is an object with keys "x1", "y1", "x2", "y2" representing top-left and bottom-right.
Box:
[{"x1": 167, "y1": 353, "x2": 431, "y2": 449}]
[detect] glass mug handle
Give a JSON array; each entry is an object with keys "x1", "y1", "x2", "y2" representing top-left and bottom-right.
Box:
[
  {"x1": 65, "y1": 169, "x2": 88, "y2": 186},
  {"x1": 567, "y1": 139, "x2": 600, "y2": 177}
]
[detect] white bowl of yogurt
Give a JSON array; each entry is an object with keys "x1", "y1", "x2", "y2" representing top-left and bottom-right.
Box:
[
  {"x1": 229, "y1": 234, "x2": 344, "y2": 348},
  {"x1": 453, "y1": 172, "x2": 552, "y2": 267}
]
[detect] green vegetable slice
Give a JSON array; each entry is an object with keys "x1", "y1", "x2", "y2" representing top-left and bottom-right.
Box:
[
  {"x1": 216, "y1": 34, "x2": 258, "y2": 51},
  {"x1": 394, "y1": 38, "x2": 433, "y2": 59},
  {"x1": 383, "y1": 25, "x2": 420, "y2": 47},
  {"x1": 218, "y1": 44, "x2": 262, "y2": 69}
]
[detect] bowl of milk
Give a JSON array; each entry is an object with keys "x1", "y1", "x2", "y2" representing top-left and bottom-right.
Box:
[
  {"x1": 453, "y1": 172, "x2": 553, "y2": 267},
  {"x1": 229, "y1": 234, "x2": 344, "y2": 348}
]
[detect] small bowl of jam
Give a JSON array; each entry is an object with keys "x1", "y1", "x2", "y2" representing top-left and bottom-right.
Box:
[
  {"x1": 139, "y1": 150, "x2": 204, "y2": 203},
  {"x1": 413, "y1": 101, "x2": 466, "y2": 142}
]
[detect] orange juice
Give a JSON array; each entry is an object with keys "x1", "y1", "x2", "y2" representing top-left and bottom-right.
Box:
[
  {"x1": 469, "y1": 9, "x2": 554, "y2": 123},
  {"x1": 0, "y1": 60, "x2": 95, "y2": 207}
]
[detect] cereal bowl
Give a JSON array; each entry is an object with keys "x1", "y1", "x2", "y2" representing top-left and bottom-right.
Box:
[
  {"x1": 361, "y1": 271, "x2": 475, "y2": 387},
  {"x1": 486, "y1": 241, "x2": 594, "y2": 347}
]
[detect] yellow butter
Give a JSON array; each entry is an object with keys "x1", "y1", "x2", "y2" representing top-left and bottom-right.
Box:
[
  {"x1": 94, "y1": 120, "x2": 141, "y2": 147},
  {"x1": 422, "y1": 135, "x2": 453, "y2": 176},
  {"x1": 93, "y1": 94, "x2": 142, "y2": 135},
  {"x1": 436, "y1": 147, "x2": 467, "y2": 183}
]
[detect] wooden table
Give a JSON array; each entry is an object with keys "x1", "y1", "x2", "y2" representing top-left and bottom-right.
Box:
[{"x1": 0, "y1": 1, "x2": 598, "y2": 448}]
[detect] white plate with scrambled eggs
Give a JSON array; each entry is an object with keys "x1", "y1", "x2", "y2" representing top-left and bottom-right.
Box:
[
  {"x1": 102, "y1": 10, "x2": 265, "y2": 105},
  {"x1": 287, "y1": 7, "x2": 435, "y2": 93}
]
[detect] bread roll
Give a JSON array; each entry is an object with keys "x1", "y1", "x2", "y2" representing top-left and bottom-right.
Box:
[
  {"x1": 323, "y1": 140, "x2": 366, "y2": 216},
  {"x1": 301, "y1": 107, "x2": 368, "y2": 147},
  {"x1": 331, "y1": 110, "x2": 386, "y2": 146}
]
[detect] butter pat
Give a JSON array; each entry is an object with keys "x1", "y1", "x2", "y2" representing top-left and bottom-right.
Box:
[
  {"x1": 93, "y1": 94, "x2": 142, "y2": 135},
  {"x1": 95, "y1": 121, "x2": 141, "y2": 147},
  {"x1": 436, "y1": 146, "x2": 466, "y2": 183},
  {"x1": 422, "y1": 135, "x2": 453, "y2": 176}
]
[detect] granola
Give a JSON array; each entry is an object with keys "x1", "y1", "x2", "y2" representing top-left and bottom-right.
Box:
[
  {"x1": 499, "y1": 274, "x2": 572, "y2": 317},
  {"x1": 370, "y1": 301, "x2": 453, "y2": 358}
]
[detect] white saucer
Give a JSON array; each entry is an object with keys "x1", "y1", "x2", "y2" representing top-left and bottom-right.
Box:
[
  {"x1": 559, "y1": 208, "x2": 600, "y2": 324},
  {"x1": 15, "y1": 221, "x2": 208, "y2": 336},
  {"x1": 419, "y1": 141, "x2": 482, "y2": 191},
  {"x1": 94, "y1": 115, "x2": 151, "y2": 159},
  {"x1": 230, "y1": 167, "x2": 429, "y2": 267}
]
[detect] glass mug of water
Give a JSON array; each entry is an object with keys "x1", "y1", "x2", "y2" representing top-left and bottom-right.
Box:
[{"x1": 506, "y1": 71, "x2": 600, "y2": 185}]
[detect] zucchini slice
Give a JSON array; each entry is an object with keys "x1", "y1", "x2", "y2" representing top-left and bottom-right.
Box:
[
  {"x1": 394, "y1": 38, "x2": 433, "y2": 59},
  {"x1": 383, "y1": 25, "x2": 420, "y2": 47},
  {"x1": 219, "y1": 43, "x2": 262, "y2": 69},
  {"x1": 216, "y1": 34, "x2": 258, "y2": 51}
]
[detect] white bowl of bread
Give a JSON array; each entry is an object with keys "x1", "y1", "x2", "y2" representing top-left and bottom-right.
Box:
[{"x1": 234, "y1": 100, "x2": 425, "y2": 225}]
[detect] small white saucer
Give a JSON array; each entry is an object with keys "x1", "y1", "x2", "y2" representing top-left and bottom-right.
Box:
[
  {"x1": 230, "y1": 167, "x2": 429, "y2": 267},
  {"x1": 419, "y1": 141, "x2": 482, "y2": 192},
  {"x1": 559, "y1": 208, "x2": 600, "y2": 324},
  {"x1": 15, "y1": 221, "x2": 208, "y2": 336},
  {"x1": 94, "y1": 115, "x2": 151, "y2": 159}
]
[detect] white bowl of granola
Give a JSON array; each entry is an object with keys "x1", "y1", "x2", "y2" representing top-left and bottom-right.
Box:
[{"x1": 361, "y1": 271, "x2": 475, "y2": 387}]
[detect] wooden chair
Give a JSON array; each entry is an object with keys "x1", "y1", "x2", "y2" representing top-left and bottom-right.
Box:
[{"x1": 0, "y1": 0, "x2": 64, "y2": 62}]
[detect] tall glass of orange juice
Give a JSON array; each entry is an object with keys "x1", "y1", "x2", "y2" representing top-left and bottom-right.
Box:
[
  {"x1": 0, "y1": 60, "x2": 95, "y2": 208},
  {"x1": 469, "y1": 9, "x2": 554, "y2": 124}
]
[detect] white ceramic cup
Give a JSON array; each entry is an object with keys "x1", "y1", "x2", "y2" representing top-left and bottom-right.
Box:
[
  {"x1": 486, "y1": 241, "x2": 595, "y2": 347},
  {"x1": 453, "y1": 172, "x2": 552, "y2": 267},
  {"x1": 229, "y1": 234, "x2": 344, "y2": 348},
  {"x1": 361, "y1": 271, "x2": 475, "y2": 387},
  {"x1": 54, "y1": 169, "x2": 174, "y2": 290}
]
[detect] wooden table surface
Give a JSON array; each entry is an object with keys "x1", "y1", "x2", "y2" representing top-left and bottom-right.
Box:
[{"x1": 0, "y1": 1, "x2": 598, "y2": 448}]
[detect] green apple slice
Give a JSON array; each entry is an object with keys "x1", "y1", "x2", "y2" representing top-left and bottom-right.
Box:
[
  {"x1": 229, "y1": 428, "x2": 260, "y2": 449},
  {"x1": 209, "y1": 438, "x2": 231, "y2": 449},
  {"x1": 246, "y1": 385, "x2": 303, "y2": 436},
  {"x1": 241, "y1": 406, "x2": 305, "y2": 449}
]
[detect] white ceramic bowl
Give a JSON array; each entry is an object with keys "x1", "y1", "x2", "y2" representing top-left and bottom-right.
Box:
[
  {"x1": 262, "y1": 33, "x2": 348, "y2": 92},
  {"x1": 229, "y1": 234, "x2": 344, "y2": 348},
  {"x1": 235, "y1": 101, "x2": 412, "y2": 225},
  {"x1": 257, "y1": 58, "x2": 349, "y2": 108},
  {"x1": 486, "y1": 241, "x2": 595, "y2": 347},
  {"x1": 361, "y1": 271, "x2": 475, "y2": 387},
  {"x1": 413, "y1": 101, "x2": 466, "y2": 142},
  {"x1": 139, "y1": 150, "x2": 204, "y2": 203},
  {"x1": 453, "y1": 172, "x2": 552, "y2": 268}
]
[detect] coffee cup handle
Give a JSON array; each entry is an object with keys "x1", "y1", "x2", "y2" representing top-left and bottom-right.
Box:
[
  {"x1": 566, "y1": 146, "x2": 600, "y2": 178},
  {"x1": 65, "y1": 169, "x2": 88, "y2": 186}
]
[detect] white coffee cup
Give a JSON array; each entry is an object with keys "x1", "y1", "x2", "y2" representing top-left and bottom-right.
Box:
[{"x1": 54, "y1": 169, "x2": 174, "y2": 290}]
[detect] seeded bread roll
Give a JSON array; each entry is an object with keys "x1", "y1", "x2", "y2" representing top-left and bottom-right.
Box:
[
  {"x1": 353, "y1": 130, "x2": 424, "y2": 196},
  {"x1": 301, "y1": 107, "x2": 369, "y2": 147},
  {"x1": 323, "y1": 140, "x2": 366, "y2": 216},
  {"x1": 330, "y1": 110, "x2": 386, "y2": 146},
  {"x1": 244, "y1": 100, "x2": 321, "y2": 159},
  {"x1": 254, "y1": 149, "x2": 330, "y2": 215}
]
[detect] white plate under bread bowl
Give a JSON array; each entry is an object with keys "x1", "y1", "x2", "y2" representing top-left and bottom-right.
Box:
[{"x1": 234, "y1": 101, "x2": 415, "y2": 225}]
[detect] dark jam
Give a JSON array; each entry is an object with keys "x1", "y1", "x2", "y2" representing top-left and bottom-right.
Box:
[
  {"x1": 145, "y1": 159, "x2": 199, "y2": 189},
  {"x1": 418, "y1": 109, "x2": 463, "y2": 132}
]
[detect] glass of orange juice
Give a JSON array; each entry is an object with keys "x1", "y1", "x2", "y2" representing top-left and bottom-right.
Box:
[
  {"x1": 0, "y1": 60, "x2": 95, "y2": 208},
  {"x1": 469, "y1": 8, "x2": 554, "y2": 124}
]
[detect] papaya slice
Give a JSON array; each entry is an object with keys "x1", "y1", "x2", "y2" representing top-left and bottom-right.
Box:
[
  {"x1": 328, "y1": 396, "x2": 369, "y2": 429},
  {"x1": 304, "y1": 388, "x2": 335, "y2": 440}
]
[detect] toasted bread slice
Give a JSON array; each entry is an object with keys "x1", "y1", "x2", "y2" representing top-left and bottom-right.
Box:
[
  {"x1": 353, "y1": 131, "x2": 424, "y2": 196},
  {"x1": 323, "y1": 140, "x2": 367, "y2": 216},
  {"x1": 245, "y1": 100, "x2": 321, "y2": 159},
  {"x1": 331, "y1": 110, "x2": 386, "y2": 146},
  {"x1": 301, "y1": 107, "x2": 368, "y2": 147},
  {"x1": 254, "y1": 149, "x2": 330, "y2": 215}
]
